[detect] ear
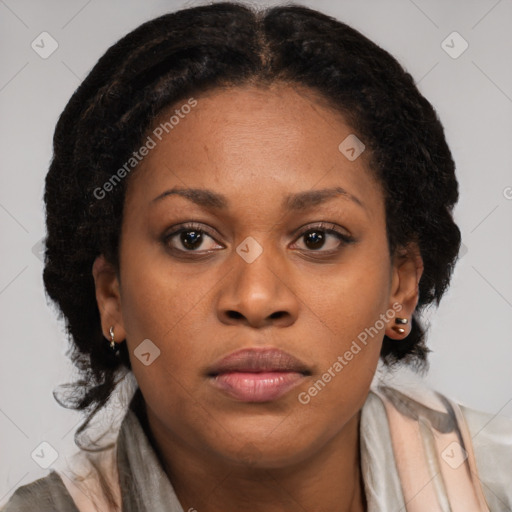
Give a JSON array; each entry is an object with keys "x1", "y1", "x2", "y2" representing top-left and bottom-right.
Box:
[
  {"x1": 386, "y1": 242, "x2": 424, "y2": 340},
  {"x1": 92, "y1": 254, "x2": 126, "y2": 345}
]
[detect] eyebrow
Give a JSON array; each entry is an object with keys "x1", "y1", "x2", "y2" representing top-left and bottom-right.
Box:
[{"x1": 150, "y1": 186, "x2": 365, "y2": 211}]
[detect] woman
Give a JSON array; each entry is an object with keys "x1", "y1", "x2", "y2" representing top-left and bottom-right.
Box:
[{"x1": 2, "y1": 2, "x2": 511, "y2": 511}]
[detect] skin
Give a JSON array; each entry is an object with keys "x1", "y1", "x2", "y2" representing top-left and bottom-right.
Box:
[{"x1": 93, "y1": 83, "x2": 423, "y2": 512}]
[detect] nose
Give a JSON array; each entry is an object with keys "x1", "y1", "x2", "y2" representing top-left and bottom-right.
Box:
[{"x1": 216, "y1": 241, "x2": 299, "y2": 328}]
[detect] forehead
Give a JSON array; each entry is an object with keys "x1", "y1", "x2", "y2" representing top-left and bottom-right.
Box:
[{"x1": 125, "y1": 83, "x2": 382, "y2": 217}]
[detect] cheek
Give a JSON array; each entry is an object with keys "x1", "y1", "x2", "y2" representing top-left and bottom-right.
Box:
[
  {"x1": 298, "y1": 248, "x2": 391, "y2": 346},
  {"x1": 293, "y1": 244, "x2": 391, "y2": 407},
  {"x1": 118, "y1": 233, "x2": 205, "y2": 338},
  {"x1": 295, "y1": 280, "x2": 386, "y2": 438},
  {"x1": 118, "y1": 262, "x2": 205, "y2": 418},
  {"x1": 117, "y1": 237, "x2": 237, "y2": 405}
]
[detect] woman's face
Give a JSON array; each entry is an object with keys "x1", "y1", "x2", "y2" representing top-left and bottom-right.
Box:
[{"x1": 94, "y1": 83, "x2": 421, "y2": 469}]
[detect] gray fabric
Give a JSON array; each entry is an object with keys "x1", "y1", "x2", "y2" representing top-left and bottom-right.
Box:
[
  {"x1": 0, "y1": 470, "x2": 80, "y2": 512},
  {"x1": 116, "y1": 389, "x2": 185, "y2": 512}
]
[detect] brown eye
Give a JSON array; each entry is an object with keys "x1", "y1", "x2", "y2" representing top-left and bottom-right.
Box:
[
  {"x1": 164, "y1": 223, "x2": 222, "y2": 253},
  {"x1": 292, "y1": 223, "x2": 354, "y2": 253},
  {"x1": 179, "y1": 230, "x2": 204, "y2": 250},
  {"x1": 302, "y1": 230, "x2": 326, "y2": 250}
]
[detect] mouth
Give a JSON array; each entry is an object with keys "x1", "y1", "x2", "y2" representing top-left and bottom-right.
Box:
[{"x1": 206, "y1": 348, "x2": 311, "y2": 403}]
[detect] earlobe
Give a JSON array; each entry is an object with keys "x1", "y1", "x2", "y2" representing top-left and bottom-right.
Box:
[
  {"x1": 386, "y1": 243, "x2": 424, "y2": 340},
  {"x1": 92, "y1": 255, "x2": 126, "y2": 342}
]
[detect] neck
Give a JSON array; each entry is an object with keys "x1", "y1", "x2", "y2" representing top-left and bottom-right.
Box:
[{"x1": 142, "y1": 404, "x2": 366, "y2": 512}]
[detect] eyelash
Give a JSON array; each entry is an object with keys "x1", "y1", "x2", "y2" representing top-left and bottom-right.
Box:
[{"x1": 163, "y1": 221, "x2": 355, "y2": 257}]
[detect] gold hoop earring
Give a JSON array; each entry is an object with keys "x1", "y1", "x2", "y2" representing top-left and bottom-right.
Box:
[{"x1": 109, "y1": 326, "x2": 116, "y2": 350}]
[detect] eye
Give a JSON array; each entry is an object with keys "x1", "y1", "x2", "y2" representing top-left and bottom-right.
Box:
[
  {"x1": 163, "y1": 221, "x2": 354, "y2": 256},
  {"x1": 291, "y1": 222, "x2": 354, "y2": 253},
  {"x1": 164, "y1": 223, "x2": 223, "y2": 253}
]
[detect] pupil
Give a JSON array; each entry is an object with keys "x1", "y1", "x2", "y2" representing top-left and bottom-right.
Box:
[
  {"x1": 305, "y1": 230, "x2": 324, "y2": 249},
  {"x1": 182, "y1": 230, "x2": 202, "y2": 249}
]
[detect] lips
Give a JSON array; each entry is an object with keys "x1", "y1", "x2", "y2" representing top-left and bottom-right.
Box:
[
  {"x1": 206, "y1": 347, "x2": 311, "y2": 376},
  {"x1": 206, "y1": 348, "x2": 311, "y2": 402}
]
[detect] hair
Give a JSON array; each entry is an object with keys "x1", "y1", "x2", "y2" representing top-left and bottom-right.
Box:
[{"x1": 43, "y1": 0, "x2": 461, "y2": 457}]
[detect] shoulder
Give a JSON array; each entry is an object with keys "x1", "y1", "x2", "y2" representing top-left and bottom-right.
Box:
[
  {"x1": 460, "y1": 404, "x2": 512, "y2": 511},
  {"x1": 0, "y1": 470, "x2": 79, "y2": 512},
  {"x1": 369, "y1": 365, "x2": 512, "y2": 509}
]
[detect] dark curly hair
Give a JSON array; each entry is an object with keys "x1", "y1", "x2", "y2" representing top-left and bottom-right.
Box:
[{"x1": 43, "y1": 1, "x2": 461, "y2": 450}]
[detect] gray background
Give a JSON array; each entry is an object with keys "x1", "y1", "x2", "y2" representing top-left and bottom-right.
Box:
[{"x1": 1, "y1": 0, "x2": 511, "y2": 505}]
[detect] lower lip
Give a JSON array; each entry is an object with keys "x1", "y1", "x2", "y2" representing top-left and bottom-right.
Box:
[{"x1": 208, "y1": 371, "x2": 306, "y2": 402}]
